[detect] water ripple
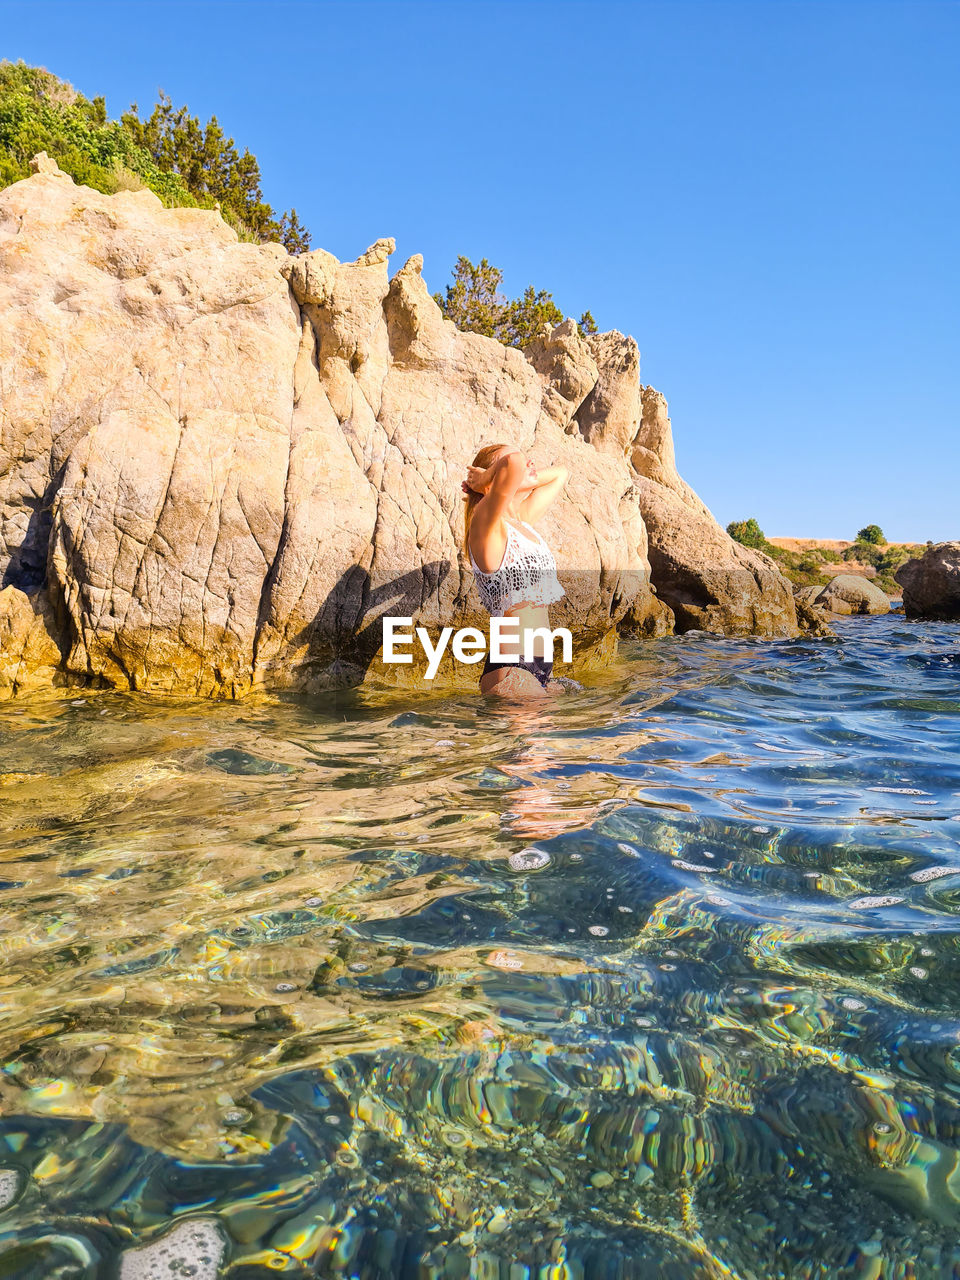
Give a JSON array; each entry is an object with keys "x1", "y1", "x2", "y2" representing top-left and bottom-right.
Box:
[{"x1": 0, "y1": 615, "x2": 958, "y2": 1275}]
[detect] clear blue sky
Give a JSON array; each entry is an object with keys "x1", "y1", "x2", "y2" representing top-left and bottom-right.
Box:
[{"x1": 4, "y1": 0, "x2": 957, "y2": 541}]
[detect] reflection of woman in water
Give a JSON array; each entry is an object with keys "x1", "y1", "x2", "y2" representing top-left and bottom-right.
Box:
[{"x1": 461, "y1": 443, "x2": 569, "y2": 698}]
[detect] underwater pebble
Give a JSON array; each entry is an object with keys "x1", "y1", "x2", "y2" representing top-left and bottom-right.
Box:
[
  {"x1": 507, "y1": 848, "x2": 551, "y2": 872},
  {"x1": 590, "y1": 1171, "x2": 614, "y2": 1189},
  {"x1": 487, "y1": 1212, "x2": 509, "y2": 1234},
  {"x1": 119, "y1": 1218, "x2": 226, "y2": 1280}
]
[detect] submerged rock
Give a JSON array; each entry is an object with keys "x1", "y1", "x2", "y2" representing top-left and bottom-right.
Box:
[
  {"x1": 0, "y1": 159, "x2": 799, "y2": 698},
  {"x1": 895, "y1": 543, "x2": 960, "y2": 620},
  {"x1": 815, "y1": 574, "x2": 891, "y2": 616}
]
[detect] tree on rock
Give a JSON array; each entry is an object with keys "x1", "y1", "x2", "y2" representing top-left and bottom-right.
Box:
[
  {"x1": 433, "y1": 255, "x2": 597, "y2": 348},
  {"x1": 726, "y1": 518, "x2": 767, "y2": 550},
  {"x1": 856, "y1": 524, "x2": 885, "y2": 545}
]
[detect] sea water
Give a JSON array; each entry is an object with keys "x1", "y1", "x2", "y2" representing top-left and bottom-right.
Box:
[{"x1": 0, "y1": 615, "x2": 958, "y2": 1277}]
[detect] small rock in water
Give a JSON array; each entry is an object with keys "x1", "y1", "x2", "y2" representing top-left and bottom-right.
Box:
[
  {"x1": 205, "y1": 748, "x2": 292, "y2": 776},
  {"x1": 591, "y1": 1171, "x2": 614, "y2": 1189},
  {"x1": 507, "y1": 847, "x2": 551, "y2": 872},
  {"x1": 487, "y1": 1211, "x2": 509, "y2": 1234},
  {"x1": 119, "y1": 1218, "x2": 226, "y2": 1280}
]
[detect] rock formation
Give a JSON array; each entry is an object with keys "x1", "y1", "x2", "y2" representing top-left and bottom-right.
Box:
[
  {"x1": 815, "y1": 574, "x2": 891, "y2": 616},
  {"x1": 0, "y1": 157, "x2": 799, "y2": 698},
  {"x1": 895, "y1": 543, "x2": 960, "y2": 620}
]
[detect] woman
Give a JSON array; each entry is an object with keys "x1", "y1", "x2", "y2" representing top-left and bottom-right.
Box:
[{"x1": 461, "y1": 443, "x2": 569, "y2": 697}]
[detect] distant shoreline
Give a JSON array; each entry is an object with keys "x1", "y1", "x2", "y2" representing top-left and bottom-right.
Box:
[{"x1": 767, "y1": 537, "x2": 921, "y2": 552}]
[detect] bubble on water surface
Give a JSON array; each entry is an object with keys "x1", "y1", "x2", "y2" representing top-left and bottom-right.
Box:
[
  {"x1": 274, "y1": 983, "x2": 297, "y2": 992},
  {"x1": 841, "y1": 998, "x2": 867, "y2": 1011},
  {"x1": 849, "y1": 896, "x2": 905, "y2": 909},
  {"x1": 588, "y1": 926, "x2": 609, "y2": 937},
  {"x1": 0, "y1": 1169, "x2": 20, "y2": 1209},
  {"x1": 507, "y1": 848, "x2": 551, "y2": 872},
  {"x1": 910, "y1": 866, "x2": 960, "y2": 882},
  {"x1": 441, "y1": 1126, "x2": 469, "y2": 1149},
  {"x1": 119, "y1": 1218, "x2": 226, "y2": 1280}
]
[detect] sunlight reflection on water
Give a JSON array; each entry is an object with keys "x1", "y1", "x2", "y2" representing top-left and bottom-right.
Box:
[{"x1": 0, "y1": 616, "x2": 959, "y2": 1275}]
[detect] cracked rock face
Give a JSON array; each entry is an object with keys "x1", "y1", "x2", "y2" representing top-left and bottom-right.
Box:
[
  {"x1": 0, "y1": 162, "x2": 797, "y2": 698},
  {"x1": 895, "y1": 543, "x2": 960, "y2": 620}
]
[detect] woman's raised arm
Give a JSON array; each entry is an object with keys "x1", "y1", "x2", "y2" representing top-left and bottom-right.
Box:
[{"x1": 518, "y1": 465, "x2": 569, "y2": 523}]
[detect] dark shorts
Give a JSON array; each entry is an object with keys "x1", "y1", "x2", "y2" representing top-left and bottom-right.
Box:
[{"x1": 480, "y1": 654, "x2": 554, "y2": 689}]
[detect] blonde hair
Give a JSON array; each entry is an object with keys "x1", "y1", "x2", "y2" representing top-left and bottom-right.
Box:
[{"x1": 462, "y1": 442, "x2": 509, "y2": 557}]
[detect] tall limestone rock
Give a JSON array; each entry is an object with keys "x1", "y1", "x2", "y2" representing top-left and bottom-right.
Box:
[{"x1": 0, "y1": 159, "x2": 797, "y2": 697}]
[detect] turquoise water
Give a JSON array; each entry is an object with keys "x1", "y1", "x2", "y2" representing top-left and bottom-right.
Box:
[{"x1": 1, "y1": 615, "x2": 959, "y2": 1277}]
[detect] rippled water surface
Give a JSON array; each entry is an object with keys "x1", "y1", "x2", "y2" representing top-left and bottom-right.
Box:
[{"x1": 2, "y1": 616, "x2": 960, "y2": 1277}]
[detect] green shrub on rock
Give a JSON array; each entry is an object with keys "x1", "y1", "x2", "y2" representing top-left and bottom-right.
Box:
[{"x1": 0, "y1": 60, "x2": 310, "y2": 252}]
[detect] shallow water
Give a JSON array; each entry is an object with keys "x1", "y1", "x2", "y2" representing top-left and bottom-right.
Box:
[{"x1": 1, "y1": 615, "x2": 959, "y2": 1277}]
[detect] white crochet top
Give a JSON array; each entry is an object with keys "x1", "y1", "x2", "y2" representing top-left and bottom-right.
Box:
[{"x1": 469, "y1": 518, "x2": 566, "y2": 617}]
